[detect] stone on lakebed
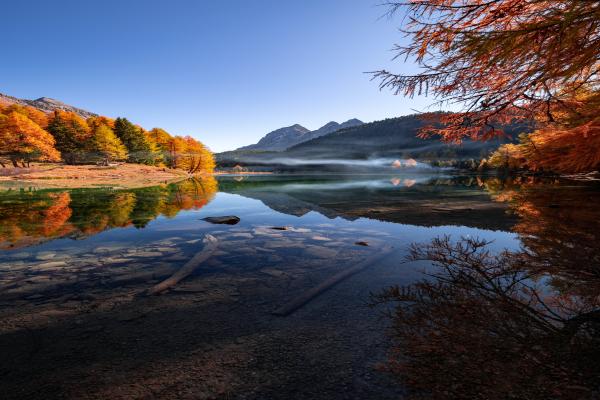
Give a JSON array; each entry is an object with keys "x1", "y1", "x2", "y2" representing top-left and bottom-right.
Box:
[{"x1": 202, "y1": 216, "x2": 241, "y2": 225}]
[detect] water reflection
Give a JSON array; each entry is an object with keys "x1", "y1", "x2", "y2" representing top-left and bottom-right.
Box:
[
  {"x1": 218, "y1": 175, "x2": 518, "y2": 230},
  {"x1": 0, "y1": 177, "x2": 217, "y2": 250},
  {"x1": 375, "y1": 177, "x2": 600, "y2": 399},
  {"x1": 0, "y1": 174, "x2": 598, "y2": 398}
]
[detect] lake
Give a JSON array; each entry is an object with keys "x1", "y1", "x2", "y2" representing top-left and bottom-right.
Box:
[{"x1": 0, "y1": 174, "x2": 598, "y2": 399}]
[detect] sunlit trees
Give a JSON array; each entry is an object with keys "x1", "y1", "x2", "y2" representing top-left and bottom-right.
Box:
[
  {"x1": 90, "y1": 124, "x2": 128, "y2": 165},
  {"x1": 490, "y1": 118, "x2": 600, "y2": 173},
  {"x1": 375, "y1": 1, "x2": 600, "y2": 173},
  {"x1": 0, "y1": 102, "x2": 214, "y2": 173},
  {"x1": 0, "y1": 112, "x2": 61, "y2": 167},
  {"x1": 87, "y1": 115, "x2": 115, "y2": 130},
  {"x1": 2, "y1": 104, "x2": 49, "y2": 128},
  {"x1": 179, "y1": 136, "x2": 215, "y2": 174},
  {"x1": 147, "y1": 127, "x2": 173, "y2": 165},
  {"x1": 46, "y1": 111, "x2": 92, "y2": 164},
  {"x1": 114, "y1": 117, "x2": 158, "y2": 164}
]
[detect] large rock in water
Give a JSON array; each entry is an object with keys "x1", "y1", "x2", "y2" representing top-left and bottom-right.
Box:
[{"x1": 202, "y1": 216, "x2": 240, "y2": 225}]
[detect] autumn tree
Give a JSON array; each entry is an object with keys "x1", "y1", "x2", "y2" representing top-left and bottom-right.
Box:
[
  {"x1": 147, "y1": 127, "x2": 174, "y2": 165},
  {"x1": 138, "y1": 126, "x2": 162, "y2": 165},
  {"x1": 2, "y1": 104, "x2": 49, "y2": 128},
  {"x1": 90, "y1": 124, "x2": 128, "y2": 165},
  {"x1": 87, "y1": 115, "x2": 115, "y2": 130},
  {"x1": 0, "y1": 112, "x2": 61, "y2": 167},
  {"x1": 113, "y1": 117, "x2": 158, "y2": 164},
  {"x1": 375, "y1": 1, "x2": 600, "y2": 173},
  {"x1": 180, "y1": 136, "x2": 215, "y2": 174},
  {"x1": 46, "y1": 111, "x2": 92, "y2": 164}
]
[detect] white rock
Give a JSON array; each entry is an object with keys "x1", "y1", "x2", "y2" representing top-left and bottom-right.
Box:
[{"x1": 311, "y1": 235, "x2": 331, "y2": 241}]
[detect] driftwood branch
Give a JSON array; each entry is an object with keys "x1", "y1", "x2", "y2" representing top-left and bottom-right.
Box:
[
  {"x1": 273, "y1": 247, "x2": 395, "y2": 316},
  {"x1": 146, "y1": 234, "x2": 218, "y2": 295}
]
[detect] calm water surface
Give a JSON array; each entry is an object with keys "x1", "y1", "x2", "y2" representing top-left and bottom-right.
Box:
[
  {"x1": 0, "y1": 174, "x2": 598, "y2": 399},
  {"x1": 0, "y1": 174, "x2": 520, "y2": 296}
]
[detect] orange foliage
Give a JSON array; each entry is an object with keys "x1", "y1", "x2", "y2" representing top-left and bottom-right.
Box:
[
  {"x1": 0, "y1": 101, "x2": 213, "y2": 171},
  {"x1": 0, "y1": 112, "x2": 61, "y2": 165},
  {"x1": 87, "y1": 115, "x2": 115, "y2": 129},
  {"x1": 376, "y1": 1, "x2": 600, "y2": 172},
  {"x1": 518, "y1": 119, "x2": 600, "y2": 173},
  {"x1": 2, "y1": 104, "x2": 49, "y2": 128}
]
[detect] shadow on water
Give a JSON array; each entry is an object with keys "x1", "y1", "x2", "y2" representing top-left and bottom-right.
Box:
[{"x1": 373, "y1": 177, "x2": 600, "y2": 400}]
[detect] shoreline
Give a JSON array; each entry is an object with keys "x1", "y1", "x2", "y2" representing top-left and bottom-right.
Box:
[
  {"x1": 0, "y1": 163, "x2": 190, "y2": 189},
  {"x1": 0, "y1": 164, "x2": 274, "y2": 190}
]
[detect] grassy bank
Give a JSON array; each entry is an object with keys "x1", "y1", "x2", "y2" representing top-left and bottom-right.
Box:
[{"x1": 0, "y1": 163, "x2": 189, "y2": 189}]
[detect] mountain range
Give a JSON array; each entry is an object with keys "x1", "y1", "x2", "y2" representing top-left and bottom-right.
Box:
[
  {"x1": 236, "y1": 118, "x2": 363, "y2": 151},
  {"x1": 217, "y1": 113, "x2": 530, "y2": 168},
  {"x1": 0, "y1": 92, "x2": 97, "y2": 119}
]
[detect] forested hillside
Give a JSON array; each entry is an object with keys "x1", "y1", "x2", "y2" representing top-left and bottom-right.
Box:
[
  {"x1": 0, "y1": 97, "x2": 214, "y2": 174},
  {"x1": 286, "y1": 114, "x2": 528, "y2": 161},
  {"x1": 217, "y1": 113, "x2": 530, "y2": 168}
]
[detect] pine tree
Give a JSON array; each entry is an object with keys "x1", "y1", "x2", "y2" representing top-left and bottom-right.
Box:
[
  {"x1": 113, "y1": 117, "x2": 157, "y2": 164},
  {"x1": 46, "y1": 111, "x2": 92, "y2": 164}
]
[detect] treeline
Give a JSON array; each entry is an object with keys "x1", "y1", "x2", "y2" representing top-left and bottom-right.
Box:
[{"x1": 0, "y1": 103, "x2": 214, "y2": 173}]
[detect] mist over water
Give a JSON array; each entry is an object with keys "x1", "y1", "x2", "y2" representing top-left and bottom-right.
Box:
[{"x1": 237, "y1": 156, "x2": 435, "y2": 169}]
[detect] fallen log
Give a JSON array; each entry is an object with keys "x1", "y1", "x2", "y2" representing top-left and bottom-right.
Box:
[
  {"x1": 272, "y1": 246, "x2": 395, "y2": 316},
  {"x1": 146, "y1": 234, "x2": 218, "y2": 295}
]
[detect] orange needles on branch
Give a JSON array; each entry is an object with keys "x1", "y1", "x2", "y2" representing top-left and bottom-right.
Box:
[{"x1": 373, "y1": 0, "x2": 600, "y2": 171}]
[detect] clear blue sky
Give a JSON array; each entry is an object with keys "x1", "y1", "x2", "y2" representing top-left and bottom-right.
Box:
[{"x1": 1, "y1": 0, "x2": 433, "y2": 152}]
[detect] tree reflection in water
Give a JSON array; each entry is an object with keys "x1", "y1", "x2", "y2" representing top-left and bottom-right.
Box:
[
  {"x1": 0, "y1": 177, "x2": 218, "y2": 249},
  {"x1": 375, "y1": 178, "x2": 600, "y2": 400}
]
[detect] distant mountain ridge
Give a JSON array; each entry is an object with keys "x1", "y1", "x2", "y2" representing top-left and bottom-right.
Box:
[
  {"x1": 0, "y1": 92, "x2": 97, "y2": 119},
  {"x1": 217, "y1": 113, "x2": 530, "y2": 168},
  {"x1": 237, "y1": 124, "x2": 310, "y2": 151},
  {"x1": 285, "y1": 114, "x2": 526, "y2": 160},
  {"x1": 236, "y1": 118, "x2": 363, "y2": 151}
]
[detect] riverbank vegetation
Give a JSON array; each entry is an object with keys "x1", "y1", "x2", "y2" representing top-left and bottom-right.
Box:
[
  {"x1": 375, "y1": 0, "x2": 600, "y2": 174},
  {"x1": 0, "y1": 103, "x2": 214, "y2": 174}
]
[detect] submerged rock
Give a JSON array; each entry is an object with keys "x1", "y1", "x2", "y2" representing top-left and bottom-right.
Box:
[
  {"x1": 35, "y1": 252, "x2": 56, "y2": 261},
  {"x1": 202, "y1": 216, "x2": 240, "y2": 225},
  {"x1": 311, "y1": 235, "x2": 331, "y2": 241},
  {"x1": 35, "y1": 261, "x2": 68, "y2": 269}
]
